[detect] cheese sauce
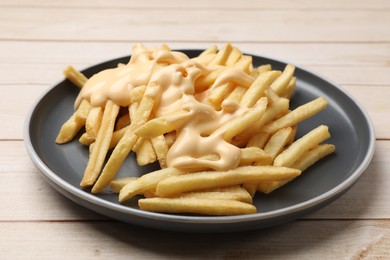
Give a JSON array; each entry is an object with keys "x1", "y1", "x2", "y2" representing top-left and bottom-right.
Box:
[{"x1": 76, "y1": 45, "x2": 254, "y2": 171}]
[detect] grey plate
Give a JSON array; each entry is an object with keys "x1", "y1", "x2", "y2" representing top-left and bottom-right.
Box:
[{"x1": 24, "y1": 50, "x2": 375, "y2": 232}]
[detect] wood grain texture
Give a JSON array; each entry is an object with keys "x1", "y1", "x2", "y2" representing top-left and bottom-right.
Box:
[
  {"x1": 0, "y1": 220, "x2": 389, "y2": 259},
  {"x1": 0, "y1": 8, "x2": 389, "y2": 42},
  {"x1": 1, "y1": 0, "x2": 389, "y2": 258}
]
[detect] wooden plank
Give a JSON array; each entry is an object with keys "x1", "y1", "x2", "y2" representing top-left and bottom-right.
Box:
[
  {"x1": 0, "y1": 141, "x2": 106, "y2": 221},
  {"x1": 2, "y1": 0, "x2": 390, "y2": 9},
  {"x1": 2, "y1": 41, "x2": 390, "y2": 67},
  {"x1": 0, "y1": 141, "x2": 388, "y2": 221},
  {"x1": 0, "y1": 8, "x2": 389, "y2": 42},
  {"x1": 0, "y1": 220, "x2": 389, "y2": 258}
]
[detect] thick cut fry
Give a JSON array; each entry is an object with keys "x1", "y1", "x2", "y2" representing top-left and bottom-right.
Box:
[
  {"x1": 133, "y1": 138, "x2": 157, "y2": 166},
  {"x1": 115, "y1": 113, "x2": 130, "y2": 130},
  {"x1": 234, "y1": 55, "x2": 252, "y2": 74},
  {"x1": 80, "y1": 100, "x2": 120, "y2": 187},
  {"x1": 270, "y1": 64, "x2": 295, "y2": 96},
  {"x1": 129, "y1": 85, "x2": 146, "y2": 104},
  {"x1": 224, "y1": 86, "x2": 247, "y2": 105},
  {"x1": 135, "y1": 110, "x2": 190, "y2": 138},
  {"x1": 156, "y1": 166, "x2": 301, "y2": 197},
  {"x1": 273, "y1": 125, "x2": 331, "y2": 167},
  {"x1": 263, "y1": 127, "x2": 293, "y2": 161},
  {"x1": 177, "y1": 186, "x2": 252, "y2": 204},
  {"x1": 225, "y1": 47, "x2": 242, "y2": 66},
  {"x1": 92, "y1": 86, "x2": 158, "y2": 193},
  {"x1": 56, "y1": 99, "x2": 91, "y2": 144},
  {"x1": 240, "y1": 71, "x2": 281, "y2": 108},
  {"x1": 261, "y1": 97, "x2": 328, "y2": 134},
  {"x1": 63, "y1": 65, "x2": 88, "y2": 88},
  {"x1": 281, "y1": 76, "x2": 296, "y2": 99},
  {"x1": 85, "y1": 106, "x2": 103, "y2": 140},
  {"x1": 209, "y1": 43, "x2": 233, "y2": 66},
  {"x1": 119, "y1": 167, "x2": 185, "y2": 202},
  {"x1": 257, "y1": 64, "x2": 272, "y2": 74},
  {"x1": 218, "y1": 97, "x2": 267, "y2": 142},
  {"x1": 246, "y1": 132, "x2": 270, "y2": 149},
  {"x1": 239, "y1": 147, "x2": 272, "y2": 166},
  {"x1": 292, "y1": 144, "x2": 336, "y2": 171},
  {"x1": 151, "y1": 135, "x2": 169, "y2": 168},
  {"x1": 208, "y1": 82, "x2": 234, "y2": 109},
  {"x1": 199, "y1": 45, "x2": 218, "y2": 56},
  {"x1": 139, "y1": 197, "x2": 256, "y2": 216},
  {"x1": 242, "y1": 183, "x2": 257, "y2": 198},
  {"x1": 79, "y1": 133, "x2": 94, "y2": 146},
  {"x1": 257, "y1": 180, "x2": 290, "y2": 194},
  {"x1": 109, "y1": 126, "x2": 128, "y2": 149},
  {"x1": 110, "y1": 177, "x2": 137, "y2": 193}
]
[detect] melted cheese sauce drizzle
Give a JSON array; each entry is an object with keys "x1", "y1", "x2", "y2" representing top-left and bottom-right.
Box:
[{"x1": 76, "y1": 45, "x2": 254, "y2": 171}]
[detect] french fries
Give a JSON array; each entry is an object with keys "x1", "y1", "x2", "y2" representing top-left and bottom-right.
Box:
[{"x1": 57, "y1": 43, "x2": 336, "y2": 216}]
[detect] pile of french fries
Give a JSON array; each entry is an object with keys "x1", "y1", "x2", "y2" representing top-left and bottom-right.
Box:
[{"x1": 56, "y1": 43, "x2": 335, "y2": 216}]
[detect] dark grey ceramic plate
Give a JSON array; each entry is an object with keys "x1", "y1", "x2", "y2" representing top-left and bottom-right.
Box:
[{"x1": 24, "y1": 50, "x2": 375, "y2": 232}]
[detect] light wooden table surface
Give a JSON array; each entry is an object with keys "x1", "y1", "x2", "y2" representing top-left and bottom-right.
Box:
[{"x1": 1, "y1": 0, "x2": 389, "y2": 258}]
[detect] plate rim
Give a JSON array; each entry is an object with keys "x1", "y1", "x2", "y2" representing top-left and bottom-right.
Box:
[{"x1": 23, "y1": 50, "x2": 376, "y2": 227}]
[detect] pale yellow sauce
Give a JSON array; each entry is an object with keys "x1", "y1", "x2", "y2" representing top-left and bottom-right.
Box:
[{"x1": 76, "y1": 45, "x2": 254, "y2": 171}]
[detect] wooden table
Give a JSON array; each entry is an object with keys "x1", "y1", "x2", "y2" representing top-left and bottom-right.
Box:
[{"x1": 1, "y1": 0, "x2": 389, "y2": 258}]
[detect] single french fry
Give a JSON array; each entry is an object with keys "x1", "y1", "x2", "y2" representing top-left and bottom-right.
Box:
[
  {"x1": 85, "y1": 106, "x2": 103, "y2": 140},
  {"x1": 63, "y1": 65, "x2": 88, "y2": 88},
  {"x1": 234, "y1": 55, "x2": 252, "y2": 74},
  {"x1": 273, "y1": 125, "x2": 331, "y2": 167},
  {"x1": 178, "y1": 186, "x2": 252, "y2": 204},
  {"x1": 263, "y1": 127, "x2": 293, "y2": 161},
  {"x1": 209, "y1": 43, "x2": 233, "y2": 66},
  {"x1": 257, "y1": 180, "x2": 289, "y2": 194},
  {"x1": 129, "y1": 85, "x2": 146, "y2": 104},
  {"x1": 110, "y1": 177, "x2": 137, "y2": 193},
  {"x1": 156, "y1": 165, "x2": 301, "y2": 197},
  {"x1": 109, "y1": 126, "x2": 128, "y2": 150},
  {"x1": 208, "y1": 82, "x2": 234, "y2": 109},
  {"x1": 240, "y1": 71, "x2": 282, "y2": 108},
  {"x1": 292, "y1": 144, "x2": 336, "y2": 171},
  {"x1": 139, "y1": 197, "x2": 256, "y2": 216},
  {"x1": 151, "y1": 135, "x2": 169, "y2": 168},
  {"x1": 135, "y1": 110, "x2": 190, "y2": 138},
  {"x1": 115, "y1": 113, "x2": 130, "y2": 131},
  {"x1": 199, "y1": 45, "x2": 218, "y2": 57},
  {"x1": 242, "y1": 183, "x2": 257, "y2": 198},
  {"x1": 218, "y1": 97, "x2": 268, "y2": 142},
  {"x1": 261, "y1": 97, "x2": 328, "y2": 134},
  {"x1": 239, "y1": 147, "x2": 272, "y2": 166},
  {"x1": 119, "y1": 167, "x2": 185, "y2": 202},
  {"x1": 133, "y1": 138, "x2": 157, "y2": 166},
  {"x1": 79, "y1": 132, "x2": 94, "y2": 146},
  {"x1": 224, "y1": 86, "x2": 247, "y2": 105},
  {"x1": 225, "y1": 47, "x2": 242, "y2": 66},
  {"x1": 270, "y1": 64, "x2": 295, "y2": 96},
  {"x1": 92, "y1": 86, "x2": 159, "y2": 193},
  {"x1": 56, "y1": 99, "x2": 91, "y2": 144},
  {"x1": 80, "y1": 100, "x2": 120, "y2": 187},
  {"x1": 257, "y1": 64, "x2": 272, "y2": 75},
  {"x1": 246, "y1": 132, "x2": 270, "y2": 149},
  {"x1": 281, "y1": 76, "x2": 296, "y2": 99}
]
